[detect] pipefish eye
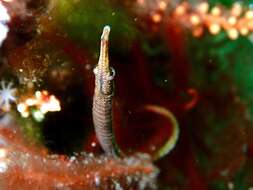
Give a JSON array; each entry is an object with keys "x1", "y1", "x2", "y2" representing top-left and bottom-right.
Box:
[{"x1": 106, "y1": 67, "x2": 115, "y2": 81}]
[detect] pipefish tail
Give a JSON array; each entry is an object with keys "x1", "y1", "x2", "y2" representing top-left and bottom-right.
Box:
[{"x1": 92, "y1": 26, "x2": 120, "y2": 157}]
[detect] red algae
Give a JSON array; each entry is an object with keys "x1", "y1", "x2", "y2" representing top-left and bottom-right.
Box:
[{"x1": 0, "y1": 116, "x2": 158, "y2": 190}]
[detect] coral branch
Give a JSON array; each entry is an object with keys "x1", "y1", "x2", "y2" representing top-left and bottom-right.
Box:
[
  {"x1": 135, "y1": 0, "x2": 253, "y2": 39},
  {"x1": 173, "y1": 2, "x2": 253, "y2": 39}
]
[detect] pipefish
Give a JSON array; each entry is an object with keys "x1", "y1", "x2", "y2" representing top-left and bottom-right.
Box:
[
  {"x1": 92, "y1": 26, "x2": 120, "y2": 157},
  {"x1": 92, "y1": 26, "x2": 179, "y2": 160}
]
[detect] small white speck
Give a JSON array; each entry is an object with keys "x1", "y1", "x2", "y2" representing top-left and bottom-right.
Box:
[
  {"x1": 0, "y1": 148, "x2": 7, "y2": 158},
  {"x1": 94, "y1": 175, "x2": 100, "y2": 186},
  {"x1": 113, "y1": 180, "x2": 123, "y2": 190},
  {"x1": 85, "y1": 64, "x2": 91, "y2": 70},
  {"x1": 249, "y1": 33, "x2": 253, "y2": 44},
  {"x1": 91, "y1": 142, "x2": 96, "y2": 147},
  {"x1": 69, "y1": 156, "x2": 76, "y2": 162},
  {"x1": 0, "y1": 2, "x2": 10, "y2": 22},
  {"x1": 228, "y1": 181, "x2": 234, "y2": 190},
  {"x1": 150, "y1": 145, "x2": 156, "y2": 151},
  {"x1": 0, "y1": 161, "x2": 7, "y2": 173},
  {"x1": 126, "y1": 176, "x2": 132, "y2": 184}
]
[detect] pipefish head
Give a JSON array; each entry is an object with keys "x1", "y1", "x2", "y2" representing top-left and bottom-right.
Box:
[{"x1": 93, "y1": 25, "x2": 115, "y2": 95}]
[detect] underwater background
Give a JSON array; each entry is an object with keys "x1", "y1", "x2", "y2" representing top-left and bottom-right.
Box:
[{"x1": 0, "y1": 0, "x2": 253, "y2": 189}]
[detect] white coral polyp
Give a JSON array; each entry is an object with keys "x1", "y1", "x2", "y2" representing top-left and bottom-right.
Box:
[
  {"x1": 0, "y1": 23, "x2": 9, "y2": 47},
  {"x1": 0, "y1": 2, "x2": 10, "y2": 47},
  {"x1": 0, "y1": 81, "x2": 16, "y2": 112}
]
